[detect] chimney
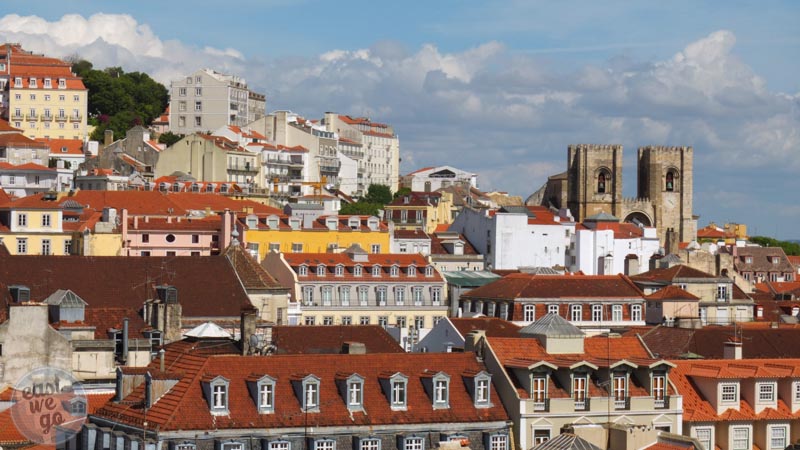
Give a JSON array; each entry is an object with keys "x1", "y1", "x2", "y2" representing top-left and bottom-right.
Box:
[
  {"x1": 104, "y1": 129, "x2": 114, "y2": 146},
  {"x1": 342, "y1": 341, "x2": 366, "y2": 355},
  {"x1": 122, "y1": 318, "x2": 129, "y2": 363},
  {"x1": 240, "y1": 308, "x2": 257, "y2": 355},
  {"x1": 159, "y1": 349, "x2": 165, "y2": 372},
  {"x1": 464, "y1": 330, "x2": 486, "y2": 353},
  {"x1": 723, "y1": 338, "x2": 742, "y2": 360},
  {"x1": 222, "y1": 210, "x2": 233, "y2": 249},
  {"x1": 121, "y1": 209, "x2": 129, "y2": 242}
]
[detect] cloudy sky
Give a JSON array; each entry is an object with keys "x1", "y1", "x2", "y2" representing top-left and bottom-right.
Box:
[{"x1": 2, "y1": 1, "x2": 798, "y2": 239}]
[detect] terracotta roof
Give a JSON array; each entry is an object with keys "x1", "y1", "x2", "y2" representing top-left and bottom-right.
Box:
[
  {"x1": 405, "y1": 167, "x2": 435, "y2": 176},
  {"x1": 126, "y1": 215, "x2": 222, "y2": 231},
  {"x1": 164, "y1": 192, "x2": 281, "y2": 215},
  {"x1": 95, "y1": 352, "x2": 507, "y2": 431},
  {"x1": 788, "y1": 255, "x2": 800, "y2": 268},
  {"x1": 223, "y1": 244, "x2": 285, "y2": 290},
  {"x1": 66, "y1": 191, "x2": 186, "y2": 215},
  {"x1": 671, "y1": 359, "x2": 800, "y2": 422},
  {"x1": 34, "y1": 138, "x2": 84, "y2": 155},
  {"x1": 271, "y1": 325, "x2": 404, "y2": 354},
  {"x1": 643, "y1": 442, "x2": 695, "y2": 450},
  {"x1": 450, "y1": 317, "x2": 522, "y2": 338},
  {"x1": 0, "y1": 192, "x2": 63, "y2": 209},
  {"x1": 430, "y1": 232, "x2": 480, "y2": 256},
  {"x1": 631, "y1": 265, "x2": 722, "y2": 283},
  {"x1": 393, "y1": 228, "x2": 430, "y2": 240},
  {"x1": 582, "y1": 221, "x2": 645, "y2": 239},
  {"x1": 0, "y1": 119, "x2": 22, "y2": 133},
  {"x1": 82, "y1": 307, "x2": 151, "y2": 339},
  {"x1": 734, "y1": 247, "x2": 794, "y2": 273},
  {"x1": 0, "y1": 162, "x2": 54, "y2": 172},
  {"x1": 462, "y1": 273, "x2": 644, "y2": 301},
  {"x1": 630, "y1": 325, "x2": 800, "y2": 359},
  {"x1": 697, "y1": 224, "x2": 730, "y2": 240},
  {"x1": 283, "y1": 252, "x2": 443, "y2": 282},
  {"x1": 0, "y1": 253, "x2": 253, "y2": 318},
  {"x1": 645, "y1": 285, "x2": 700, "y2": 301},
  {"x1": 0, "y1": 189, "x2": 10, "y2": 206}
]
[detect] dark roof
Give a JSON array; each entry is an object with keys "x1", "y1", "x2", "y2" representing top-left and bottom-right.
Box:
[
  {"x1": 430, "y1": 232, "x2": 480, "y2": 255},
  {"x1": 631, "y1": 265, "x2": 722, "y2": 283},
  {"x1": 449, "y1": 317, "x2": 522, "y2": 338},
  {"x1": 734, "y1": 246, "x2": 794, "y2": 273},
  {"x1": 462, "y1": 273, "x2": 644, "y2": 300},
  {"x1": 533, "y1": 433, "x2": 602, "y2": 450},
  {"x1": 0, "y1": 253, "x2": 252, "y2": 318},
  {"x1": 223, "y1": 245, "x2": 285, "y2": 290},
  {"x1": 271, "y1": 325, "x2": 405, "y2": 354},
  {"x1": 630, "y1": 325, "x2": 800, "y2": 359},
  {"x1": 644, "y1": 285, "x2": 700, "y2": 301}
]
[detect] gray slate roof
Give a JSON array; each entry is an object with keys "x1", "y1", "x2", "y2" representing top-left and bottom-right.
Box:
[
  {"x1": 520, "y1": 313, "x2": 585, "y2": 338},
  {"x1": 584, "y1": 212, "x2": 619, "y2": 222},
  {"x1": 43, "y1": 289, "x2": 88, "y2": 307},
  {"x1": 531, "y1": 433, "x2": 602, "y2": 450}
]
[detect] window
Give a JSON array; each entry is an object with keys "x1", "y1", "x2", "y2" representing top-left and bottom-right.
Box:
[
  {"x1": 396, "y1": 316, "x2": 406, "y2": 328},
  {"x1": 597, "y1": 170, "x2": 608, "y2": 193},
  {"x1": 371, "y1": 244, "x2": 381, "y2": 253},
  {"x1": 770, "y1": 426, "x2": 787, "y2": 450},
  {"x1": 359, "y1": 439, "x2": 380, "y2": 450},
  {"x1": 758, "y1": 383, "x2": 775, "y2": 402},
  {"x1": 58, "y1": 78, "x2": 66, "y2": 88},
  {"x1": 573, "y1": 375, "x2": 587, "y2": 408},
  {"x1": 339, "y1": 286, "x2": 350, "y2": 306},
  {"x1": 335, "y1": 264, "x2": 344, "y2": 276},
  {"x1": 348, "y1": 378, "x2": 363, "y2": 408},
  {"x1": 303, "y1": 378, "x2": 319, "y2": 410},
  {"x1": 612, "y1": 304, "x2": 623, "y2": 321},
  {"x1": 732, "y1": 427, "x2": 749, "y2": 450},
  {"x1": 431, "y1": 287, "x2": 441, "y2": 305},
  {"x1": 268, "y1": 442, "x2": 290, "y2": 450},
  {"x1": 142, "y1": 234, "x2": 150, "y2": 243},
  {"x1": 390, "y1": 265, "x2": 399, "y2": 277},
  {"x1": 305, "y1": 316, "x2": 316, "y2": 325},
  {"x1": 354, "y1": 265, "x2": 363, "y2": 276},
  {"x1": 195, "y1": 101, "x2": 202, "y2": 111},
  {"x1": 298, "y1": 265, "x2": 308, "y2": 276},
  {"x1": 372, "y1": 265, "x2": 382, "y2": 277},
  {"x1": 475, "y1": 375, "x2": 491, "y2": 405},
  {"x1": 414, "y1": 316, "x2": 424, "y2": 330},
  {"x1": 358, "y1": 286, "x2": 369, "y2": 306},
  {"x1": 268, "y1": 243, "x2": 280, "y2": 252},
  {"x1": 533, "y1": 430, "x2": 550, "y2": 446},
  {"x1": 721, "y1": 383, "x2": 738, "y2": 403},
  {"x1": 166, "y1": 234, "x2": 176, "y2": 243},
  {"x1": 717, "y1": 285, "x2": 728, "y2": 301},
  {"x1": 315, "y1": 440, "x2": 335, "y2": 450},
  {"x1": 433, "y1": 316, "x2": 444, "y2": 326},
  {"x1": 433, "y1": 375, "x2": 449, "y2": 407},
  {"x1": 391, "y1": 377, "x2": 407, "y2": 408},
  {"x1": 195, "y1": 87, "x2": 202, "y2": 96},
  {"x1": 303, "y1": 286, "x2": 314, "y2": 305},
  {"x1": 666, "y1": 170, "x2": 676, "y2": 191},
  {"x1": 695, "y1": 428, "x2": 712, "y2": 450},
  {"x1": 359, "y1": 316, "x2": 370, "y2": 325},
  {"x1": 64, "y1": 240, "x2": 72, "y2": 255},
  {"x1": 548, "y1": 304, "x2": 559, "y2": 315},
  {"x1": 631, "y1": 304, "x2": 642, "y2": 321},
  {"x1": 195, "y1": 116, "x2": 202, "y2": 127},
  {"x1": 532, "y1": 376, "x2": 547, "y2": 404},
  {"x1": 412, "y1": 287, "x2": 423, "y2": 305},
  {"x1": 73, "y1": 94, "x2": 80, "y2": 102},
  {"x1": 489, "y1": 434, "x2": 508, "y2": 450},
  {"x1": 341, "y1": 316, "x2": 352, "y2": 325},
  {"x1": 592, "y1": 304, "x2": 602, "y2": 321},
  {"x1": 323, "y1": 316, "x2": 333, "y2": 325},
  {"x1": 41, "y1": 239, "x2": 51, "y2": 256},
  {"x1": 570, "y1": 304, "x2": 582, "y2": 321},
  {"x1": 524, "y1": 304, "x2": 535, "y2": 322},
  {"x1": 258, "y1": 380, "x2": 274, "y2": 411},
  {"x1": 212, "y1": 382, "x2": 228, "y2": 410},
  {"x1": 653, "y1": 374, "x2": 666, "y2": 405},
  {"x1": 425, "y1": 266, "x2": 434, "y2": 277},
  {"x1": 407, "y1": 265, "x2": 416, "y2": 276},
  {"x1": 613, "y1": 375, "x2": 627, "y2": 404},
  {"x1": 317, "y1": 264, "x2": 326, "y2": 276},
  {"x1": 191, "y1": 234, "x2": 199, "y2": 244},
  {"x1": 17, "y1": 213, "x2": 27, "y2": 227},
  {"x1": 403, "y1": 437, "x2": 424, "y2": 450},
  {"x1": 394, "y1": 287, "x2": 405, "y2": 305},
  {"x1": 794, "y1": 382, "x2": 800, "y2": 402},
  {"x1": 376, "y1": 286, "x2": 387, "y2": 305},
  {"x1": 17, "y1": 238, "x2": 27, "y2": 254}
]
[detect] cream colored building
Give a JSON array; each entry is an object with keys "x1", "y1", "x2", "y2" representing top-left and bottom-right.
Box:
[
  {"x1": 155, "y1": 133, "x2": 260, "y2": 186},
  {"x1": 169, "y1": 68, "x2": 264, "y2": 135},
  {"x1": 1, "y1": 44, "x2": 88, "y2": 140}
]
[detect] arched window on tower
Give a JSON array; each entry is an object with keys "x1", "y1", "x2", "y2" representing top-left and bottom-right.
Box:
[
  {"x1": 597, "y1": 171, "x2": 607, "y2": 194},
  {"x1": 665, "y1": 171, "x2": 676, "y2": 192}
]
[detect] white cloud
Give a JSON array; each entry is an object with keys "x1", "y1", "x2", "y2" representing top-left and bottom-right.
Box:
[{"x1": 1, "y1": 15, "x2": 797, "y2": 195}]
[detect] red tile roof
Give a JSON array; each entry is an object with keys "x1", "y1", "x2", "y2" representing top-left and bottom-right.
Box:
[
  {"x1": 164, "y1": 192, "x2": 281, "y2": 215},
  {"x1": 66, "y1": 190, "x2": 186, "y2": 215},
  {"x1": 645, "y1": 285, "x2": 700, "y2": 301},
  {"x1": 284, "y1": 252, "x2": 443, "y2": 282},
  {"x1": 450, "y1": 317, "x2": 522, "y2": 338},
  {"x1": 630, "y1": 325, "x2": 800, "y2": 359},
  {"x1": 127, "y1": 215, "x2": 222, "y2": 231},
  {"x1": 0, "y1": 119, "x2": 22, "y2": 133},
  {"x1": 0, "y1": 162, "x2": 54, "y2": 172},
  {"x1": 95, "y1": 352, "x2": 507, "y2": 431},
  {"x1": 82, "y1": 307, "x2": 151, "y2": 339},
  {"x1": 671, "y1": 359, "x2": 800, "y2": 422},
  {"x1": 631, "y1": 265, "x2": 721, "y2": 283},
  {"x1": 34, "y1": 138, "x2": 85, "y2": 155},
  {"x1": 462, "y1": 273, "x2": 644, "y2": 300},
  {"x1": 0, "y1": 192, "x2": 64, "y2": 209},
  {"x1": 271, "y1": 325, "x2": 405, "y2": 354}
]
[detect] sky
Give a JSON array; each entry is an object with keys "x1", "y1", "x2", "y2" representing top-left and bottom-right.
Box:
[{"x1": 1, "y1": 1, "x2": 798, "y2": 239}]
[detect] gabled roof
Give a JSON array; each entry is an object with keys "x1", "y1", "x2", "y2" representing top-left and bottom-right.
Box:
[
  {"x1": 519, "y1": 313, "x2": 585, "y2": 338},
  {"x1": 462, "y1": 273, "x2": 644, "y2": 300},
  {"x1": 184, "y1": 322, "x2": 232, "y2": 339},
  {"x1": 644, "y1": 285, "x2": 700, "y2": 301},
  {"x1": 532, "y1": 433, "x2": 602, "y2": 450},
  {"x1": 271, "y1": 325, "x2": 404, "y2": 354},
  {"x1": 449, "y1": 317, "x2": 522, "y2": 338},
  {"x1": 631, "y1": 265, "x2": 722, "y2": 283},
  {"x1": 43, "y1": 289, "x2": 88, "y2": 307},
  {"x1": 734, "y1": 246, "x2": 794, "y2": 273},
  {"x1": 223, "y1": 244, "x2": 284, "y2": 290},
  {"x1": 34, "y1": 138, "x2": 85, "y2": 155}
]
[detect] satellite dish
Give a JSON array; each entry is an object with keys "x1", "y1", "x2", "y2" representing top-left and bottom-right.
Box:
[{"x1": 249, "y1": 334, "x2": 264, "y2": 354}]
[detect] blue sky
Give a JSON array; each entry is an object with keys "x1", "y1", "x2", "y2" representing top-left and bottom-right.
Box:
[{"x1": 2, "y1": 1, "x2": 799, "y2": 239}]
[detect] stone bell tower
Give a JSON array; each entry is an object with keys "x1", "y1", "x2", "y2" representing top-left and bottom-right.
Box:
[
  {"x1": 567, "y1": 144, "x2": 623, "y2": 222},
  {"x1": 637, "y1": 146, "x2": 695, "y2": 243}
]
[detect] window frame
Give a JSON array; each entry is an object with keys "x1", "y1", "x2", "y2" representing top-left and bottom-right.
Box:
[
  {"x1": 721, "y1": 382, "x2": 738, "y2": 403},
  {"x1": 524, "y1": 304, "x2": 536, "y2": 322},
  {"x1": 347, "y1": 375, "x2": 365, "y2": 410},
  {"x1": 302, "y1": 376, "x2": 321, "y2": 412},
  {"x1": 731, "y1": 426, "x2": 749, "y2": 450},
  {"x1": 389, "y1": 374, "x2": 408, "y2": 410},
  {"x1": 256, "y1": 375, "x2": 276, "y2": 413}
]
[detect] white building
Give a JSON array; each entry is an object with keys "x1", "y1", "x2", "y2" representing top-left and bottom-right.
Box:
[
  {"x1": 169, "y1": 69, "x2": 264, "y2": 135},
  {"x1": 570, "y1": 212, "x2": 660, "y2": 276},
  {"x1": 401, "y1": 165, "x2": 478, "y2": 192},
  {"x1": 449, "y1": 205, "x2": 575, "y2": 270},
  {"x1": 0, "y1": 162, "x2": 58, "y2": 197}
]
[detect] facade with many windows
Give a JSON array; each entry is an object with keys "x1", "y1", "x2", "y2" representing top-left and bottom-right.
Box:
[
  {"x1": 72, "y1": 352, "x2": 510, "y2": 450},
  {"x1": 671, "y1": 358, "x2": 800, "y2": 450},
  {"x1": 262, "y1": 244, "x2": 448, "y2": 332},
  {"x1": 0, "y1": 44, "x2": 89, "y2": 140}
]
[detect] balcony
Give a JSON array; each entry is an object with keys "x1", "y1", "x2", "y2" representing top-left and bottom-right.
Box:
[
  {"x1": 614, "y1": 397, "x2": 630, "y2": 410},
  {"x1": 532, "y1": 398, "x2": 550, "y2": 412},
  {"x1": 41, "y1": 115, "x2": 53, "y2": 122},
  {"x1": 25, "y1": 113, "x2": 38, "y2": 121},
  {"x1": 69, "y1": 114, "x2": 83, "y2": 122},
  {"x1": 574, "y1": 397, "x2": 590, "y2": 411},
  {"x1": 654, "y1": 395, "x2": 669, "y2": 409},
  {"x1": 55, "y1": 115, "x2": 68, "y2": 122}
]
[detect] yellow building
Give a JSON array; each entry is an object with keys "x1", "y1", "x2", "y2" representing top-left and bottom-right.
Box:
[
  {"x1": 239, "y1": 213, "x2": 392, "y2": 261},
  {"x1": 384, "y1": 191, "x2": 453, "y2": 234},
  {"x1": 2, "y1": 44, "x2": 88, "y2": 140}
]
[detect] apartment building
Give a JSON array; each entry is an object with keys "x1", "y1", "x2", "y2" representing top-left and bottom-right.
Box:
[
  {"x1": 0, "y1": 44, "x2": 89, "y2": 140},
  {"x1": 401, "y1": 165, "x2": 478, "y2": 192},
  {"x1": 156, "y1": 133, "x2": 260, "y2": 186},
  {"x1": 569, "y1": 212, "x2": 661, "y2": 276},
  {"x1": 169, "y1": 68, "x2": 264, "y2": 134},
  {"x1": 384, "y1": 191, "x2": 455, "y2": 234}
]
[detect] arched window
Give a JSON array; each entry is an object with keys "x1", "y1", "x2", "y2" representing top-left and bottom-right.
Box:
[
  {"x1": 597, "y1": 171, "x2": 608, "y2": 194},
  {"x1": 665, "y1": 170, "x2": 676, "y2": 192}
]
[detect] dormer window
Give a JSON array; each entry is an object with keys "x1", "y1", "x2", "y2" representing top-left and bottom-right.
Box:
[
  {"x1": 206, "y1": 183, "x2": 214, "y2": 192},
  {"x1": 349, "y1": 217, "x2": 360, "y2": 230},
  {"x1": 400, "y1": 437, "x2": 425, "y2": 450},
  {"x1": 772, "y1": 256, "x2": 780, "y2": 265},
  {"x1": 425, "y1": 372, "x2": 450, "y2": 409},
  {"x1": 408, "y1": 265, "x2": 416, "y2": 276},
  {"x1": 317, "y1": 264, "x2": 326, "y2": 276},
  {"x1": 267, "y1": 215, "x2": 280, "y2": 229},
  {"x1": 652, "y1": 373, "x2": 667, "y2": 408},
  {"x1": 372, "y1": 265, "x2": 382, "y2": 277},
  {"x1": 758, "y1": 383, "x2": 775, "y2": 402},
  {"x1": 390, "y1": 375, "x2": 408, "y2": 410},
  {"x1": 302, "y1": 376, "x2": 320, "y2": 411},
  {"x1": 250, "y1": 375, "x2": 276, "y2": 414},
  {"x1": 69, "y1": 397, "x2": 87, "y2": 415},
  {"x1": 58, "y1": 78, "x2": 66, "y2": 88},
  {"x1": 346, "y1": 374, "x2": 364, "y2": 411},
  {"x1": 29, "y1": 77, "x2": 37, "y2": 88},
  {"x1": 721, "y1": 382, "x2": 738, "y2": 404},
  {"x1": 14, "y1": 77, "x2": 22, "y2": 86},
  {"x1": 390, "y1": 265, "x2": 399, "y2": 277},
  {"x1": 354, "y1": 265, "x2": 363, "y2": 277},
  {"x1": 612, "y1": 373, "x2": 628, "y2": 408},
  {"x1": 474, "y1": 373, "x2": 491, "y2": 407},
  {"x1": 203, "y1": 376, "x2": 230, "y2": 415},
  {"x1": 298, "y1": 265, "x2": 308, "y2": 276},
  {"x1": 745, "y1": 256, "x2": 753, "y2": 264},
  {"x1": 335, "y1": 264, "x2": 344, "y2": 276},
  {"x1": 424, "y1": 266, "x2": 434, "y2": 277}
]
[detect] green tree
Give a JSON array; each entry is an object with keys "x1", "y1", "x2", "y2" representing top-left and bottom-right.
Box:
[
  {"x1": 749, "y1": 236, "x2": 800, "y2": 256},
  {"x1": 393, "y1": 187, "x2": 412, "y2": 199},
  {"x1": 158, "y1": 131, "x2": 184, "y2": 146},
  {"x1": 339, "y1": 202, "x2": 383, "y2": 216},
  {"x1": 363, "y1": 184, "x2": 393, "y2": 205}
]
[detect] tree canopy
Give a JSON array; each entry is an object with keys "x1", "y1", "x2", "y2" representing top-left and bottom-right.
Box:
[
  {"x1": 71, "y1": 59, "x2": 169, "y2": 141},
  {"x1": 338, "y1": 184, "x2": 395, "y2": 217},
  {"x1": 749, "y1": 236, "x2": 800, "y2": 256}
]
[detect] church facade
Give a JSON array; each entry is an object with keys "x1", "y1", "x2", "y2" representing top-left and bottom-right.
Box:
[{"x1": 528, "y1": 144, "x2": 696, "y2": 244}]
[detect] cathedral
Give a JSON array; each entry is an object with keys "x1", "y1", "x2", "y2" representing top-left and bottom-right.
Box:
[{"x1": 527, "y1": 144, "x2": 697, "y2": 244}]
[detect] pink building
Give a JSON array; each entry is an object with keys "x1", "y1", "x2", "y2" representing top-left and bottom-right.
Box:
[{"x1": 121, "y1": 209, "x2": 233, "y2": 256}]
